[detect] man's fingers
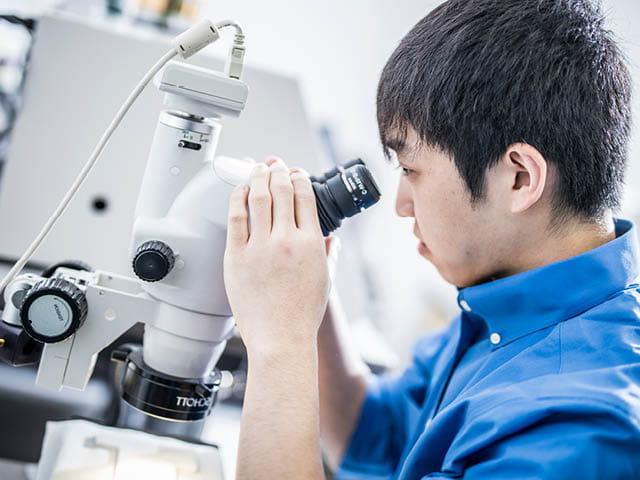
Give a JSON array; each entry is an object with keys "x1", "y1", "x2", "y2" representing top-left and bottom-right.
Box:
[
  {"x1": 291, "y1": 171, "x2": 321, "y2": 233},
  {"x1": 269, "y1": 159, "x2": 296, "y2": 231},
  {"x1": 290, "y1": 167, "x2": 310, "y2": 176},
  {"x1": 227, "y1": 185, "x2": 250, "y2": 248},
  {"x1": 248, "y1": 163, "x2": 272, "y2": 238},
  {"x1": 264, "y1": 156, "x2": 281, "y2": 167}
]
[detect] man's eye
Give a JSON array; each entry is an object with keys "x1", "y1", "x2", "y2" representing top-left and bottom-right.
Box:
[{"x1": 399, "y1": 166, "x2": 414, "y2": 177}]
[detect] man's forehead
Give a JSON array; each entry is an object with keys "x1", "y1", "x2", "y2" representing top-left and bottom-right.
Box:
[{"x1": 385, "y1": 128, "x2": 422, "y2": 162}]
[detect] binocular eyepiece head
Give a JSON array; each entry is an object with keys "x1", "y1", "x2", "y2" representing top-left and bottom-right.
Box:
[{"x1": 311, "y1": 159, "x2": 381, "y2": 236}]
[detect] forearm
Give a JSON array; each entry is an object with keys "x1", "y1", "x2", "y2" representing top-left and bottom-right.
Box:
[
  {"x1": 318, "y1": 290, "x2": 370, "y2": 469},
  {"x1": 236, "y1": 339, "x2": 325, "y2": 480}
]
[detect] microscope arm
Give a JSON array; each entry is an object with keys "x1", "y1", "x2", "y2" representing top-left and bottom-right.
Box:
[{"x1": 38, "y1": 270, "x2": 159, "y2": 391}]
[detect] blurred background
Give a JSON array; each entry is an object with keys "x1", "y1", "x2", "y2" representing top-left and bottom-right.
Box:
[
  {"x1": 0, "y1": 0, "x2": 638, "y2": 365},
  {"x1": 0, "y1": 0, "x2": 639, "y2": 477}
]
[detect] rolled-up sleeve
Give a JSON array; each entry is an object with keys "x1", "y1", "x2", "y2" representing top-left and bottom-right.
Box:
[
  {"x1": 336, "y1": 330, "x2": 453, "y2": 479},
  {"x1": 337, "y1": 370, "x2": 425, "y2": 478}
]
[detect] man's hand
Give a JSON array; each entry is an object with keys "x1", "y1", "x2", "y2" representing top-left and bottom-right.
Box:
[
  {"x1": 224, "y1": 157, "x2": 328, "y2": 480},
  {"x1": 223, "y1": 157, "x2": 330, "y2": 355}
]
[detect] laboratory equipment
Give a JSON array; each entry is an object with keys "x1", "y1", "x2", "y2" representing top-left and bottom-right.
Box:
[
  {"x1": 0, "y1": 9, "x2": 324, "y2": 277},
  {"x1": 0, "y1": 18, "x2": 380, "y2": 426}
]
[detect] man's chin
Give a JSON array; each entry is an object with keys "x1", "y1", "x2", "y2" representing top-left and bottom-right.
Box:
[
  {"x1": 431, "y1": 260, "x2": 475, "y2": 289},
  {"x1": 418, "y1": 245, "x2": 474, "y2": 288}
]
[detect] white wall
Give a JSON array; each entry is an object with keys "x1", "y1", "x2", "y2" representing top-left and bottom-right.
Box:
[{"x1": 604, "y1": 0, "x2": 640, "y2": 217}]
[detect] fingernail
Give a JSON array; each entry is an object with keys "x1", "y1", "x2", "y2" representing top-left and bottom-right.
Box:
[
  {"x1": 270, "y1": 159, "x2": 287, "y2": 169},
  {"x1": 290, "y1": 168, "x2": 310, "y2": 177},
  {"x1": 265, "y1": 156, "x2": 283, "y2": 165}
]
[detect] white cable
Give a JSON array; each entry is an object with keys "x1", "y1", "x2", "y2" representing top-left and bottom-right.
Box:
[
  {"x1": 214, "y1": 19, "x2": 244, "y2": 37},
  {"x1": 0, "y1": 48, "x2": 177, "y2": 293},
  {"x1": 215, "y1": 20, "x2": 246, "y2": 79}
]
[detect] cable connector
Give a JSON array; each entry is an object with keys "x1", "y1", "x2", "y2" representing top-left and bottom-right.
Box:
[
  {"x1": 172, "y1": 19, "x2": 220, "y2": 59},
  {"x1": 225, "y1": 34, "x2": 246, "y2": 80}
]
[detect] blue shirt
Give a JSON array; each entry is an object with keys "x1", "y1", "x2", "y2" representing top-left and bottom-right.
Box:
[{"x1": 338, "y1": 219, "x2": 640, "y2": 480}]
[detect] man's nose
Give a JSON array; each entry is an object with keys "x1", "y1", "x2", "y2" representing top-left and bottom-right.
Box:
[{"x1": 395, "y1": 179, "x2": 414, "y2": 217}]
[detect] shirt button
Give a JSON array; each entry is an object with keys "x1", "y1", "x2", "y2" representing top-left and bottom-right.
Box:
[
  {"x1": 490, "y1": 333, "x2": 501, "y2": 345},
  {"x1": 459, "y1": 300, "x2": 472, "y2": 312}
]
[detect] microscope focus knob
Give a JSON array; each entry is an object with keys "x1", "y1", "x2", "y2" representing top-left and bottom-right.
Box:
[
  {"x1": 132, "y1": 241, "x2": 176, "y2": 282},
  {"x1": 20, "y1": 278, "x2": 88, "y2": 343}
]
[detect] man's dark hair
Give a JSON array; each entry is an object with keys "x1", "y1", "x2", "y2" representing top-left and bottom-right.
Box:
[{"x1": 378, "y1": 0, "x2": 632, "y2": 221}]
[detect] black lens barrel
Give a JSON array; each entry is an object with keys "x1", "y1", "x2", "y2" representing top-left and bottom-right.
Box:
[
  {"x1": 312, "y1": 159, "x2": 381, "y2": 236},
  {"x1": 112, "y1": 347, "x2": 221, "y2": 422},
  {"x1": 309, "y1": 158, "x2": 365, "y2": 183}
]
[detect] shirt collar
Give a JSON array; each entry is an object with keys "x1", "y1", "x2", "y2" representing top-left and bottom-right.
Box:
[{"x1": 457, "y1": 219, "x2": 640, "y2": 350}]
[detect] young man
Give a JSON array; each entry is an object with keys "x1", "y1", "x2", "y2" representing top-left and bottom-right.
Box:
[{"x1": 224, "y1": 0, "x2": 640, "y2": 478}]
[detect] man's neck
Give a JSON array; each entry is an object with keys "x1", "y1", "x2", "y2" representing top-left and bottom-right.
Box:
[
  {"x1": 471, "y1": 215, "x2": 618, "y2": 286},
  {"x1": 509, "y1": 214, "x2": 616, "y2": 276}
]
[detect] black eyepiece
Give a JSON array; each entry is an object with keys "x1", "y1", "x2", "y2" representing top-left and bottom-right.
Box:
[
  {"x1": 312, "y1": 159, "x2": 381, "y2": 236},
  {"x1": 309, "y1": 158, "x2": 366, "y2": 183}
]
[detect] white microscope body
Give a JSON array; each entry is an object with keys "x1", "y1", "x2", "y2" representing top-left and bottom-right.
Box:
[
  {"x1": 1, "y1": 59, "x2": 255, "y2": 420},
  {"x1": 131, "y1": 62, "x2": 251, "y2": 381}
]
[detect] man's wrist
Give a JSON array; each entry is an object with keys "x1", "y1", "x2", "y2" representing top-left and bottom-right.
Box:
[
  {"x1": 239, "y1": 312, "x2": 321, "y2": 355},
  {"x1": 246, "y1": 335, "x2": 319, "y2": 371}
]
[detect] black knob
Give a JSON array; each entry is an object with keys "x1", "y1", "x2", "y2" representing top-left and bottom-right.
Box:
[
  {"x1": 132, "y1": 241, "x2": 176, "y2": 282},
  {"x1": 20, "y1": 278, "x2": 88, "y2": 344}
]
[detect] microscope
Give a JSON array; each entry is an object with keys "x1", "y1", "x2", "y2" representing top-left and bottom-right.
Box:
[{"x1": 0, "y1": 19, "x2": 380, "y2": 430}]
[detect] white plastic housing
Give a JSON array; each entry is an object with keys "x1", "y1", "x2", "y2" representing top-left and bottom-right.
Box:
[
  {"x1": 157, "y1": 62, "x2": 248, "y2": 118},
  {"x1": 213, "y1": 155, "x2": 256, "y2": 186}
]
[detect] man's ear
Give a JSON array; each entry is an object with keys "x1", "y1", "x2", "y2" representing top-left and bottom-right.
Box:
[{"x1": 499, "y1": 143, "x2": 548, "y2": 214}]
